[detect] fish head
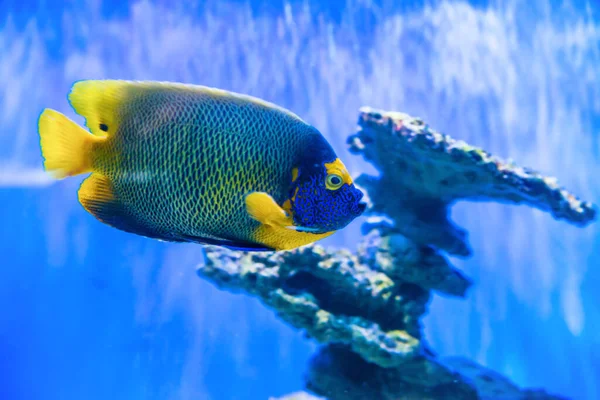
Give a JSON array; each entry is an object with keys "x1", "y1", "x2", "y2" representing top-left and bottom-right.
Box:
[{"x1": 289, "y1": 158, "x2": 366, "y2": 234}]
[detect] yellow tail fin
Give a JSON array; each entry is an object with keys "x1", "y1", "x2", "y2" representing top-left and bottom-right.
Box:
[{"x1": 38, "y1": 108, "x2": 105, "y2": 179}]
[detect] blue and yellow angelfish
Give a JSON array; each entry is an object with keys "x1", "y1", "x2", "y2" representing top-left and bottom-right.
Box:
[{"x1": 37, "y1": 80, "x2": 366, "y2": 251}]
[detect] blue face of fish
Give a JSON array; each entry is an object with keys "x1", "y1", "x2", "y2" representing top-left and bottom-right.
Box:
[{"x1": 289, "y1": 158, "x2": 366, "y2": 234}]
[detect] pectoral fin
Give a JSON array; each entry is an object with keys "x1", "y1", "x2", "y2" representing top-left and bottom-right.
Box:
[
  {"x1": 245, "y1": 192, "x2": 322, "y2": 234},
  {"x1": 245, "y1": 192, "x2": 290, "y2": 227},
  {"x1": 246, "y1": 192, "x2": 333, "y2": 251}
]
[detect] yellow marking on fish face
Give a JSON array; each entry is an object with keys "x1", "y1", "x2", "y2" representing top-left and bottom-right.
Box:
[
  {"x1": 282, "y1": 187, "x2": 299, "y2": 214},
  {"x1": 281, "y1": 184, "x2": 301, "y2": 223},
  {"x1": 292, "y1": 167, "x2": 299, "y2": 182},
  {"x1": 324, "y1": 158, "x2": 352, "y2": 190},
  {"x1": 324, "y1": 158, "x2": 352, "y2": 184},
  {"x1": 283, "y1": 199, "x2": 292, "y2": 213},
  {"x1": 246, "y1": 192, "x2": 334, "y2": 250}
]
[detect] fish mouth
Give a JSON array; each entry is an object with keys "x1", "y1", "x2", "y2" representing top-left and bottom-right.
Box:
[
  {"x1": 289, "y1": 201, "x2": 368, "y2": 234},
  {"x1": 358, "y1": 202, "x2": 367, "y2": 213}
]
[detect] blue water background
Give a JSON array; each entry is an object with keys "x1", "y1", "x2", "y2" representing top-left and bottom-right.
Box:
[{"x1": 0, "y1": 0, "x2": 599, "y2": 399}]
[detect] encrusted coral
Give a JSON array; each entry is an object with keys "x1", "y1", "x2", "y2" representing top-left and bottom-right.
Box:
[
  {"x1": 200, "y1": 240, "x2": 429, "y2": 369},
  {"x1": 348, "y1": 107, "x2": 596, "y2": 256},
  {"x1": 196, "y1": 108, "x2": 595, "y2": 400}
]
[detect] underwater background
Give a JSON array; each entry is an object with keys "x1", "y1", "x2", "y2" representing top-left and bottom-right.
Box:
[{"x1": 1, "y1": 0, "x2": 599, "y2": 399}]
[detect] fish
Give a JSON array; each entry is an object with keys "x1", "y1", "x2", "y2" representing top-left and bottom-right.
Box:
[{"x1": 37, "y1": 80, "x2": 366, "y2": 252}]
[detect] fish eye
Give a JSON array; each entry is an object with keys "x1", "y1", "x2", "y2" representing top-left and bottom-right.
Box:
[{"x1": 326, "y1": 174, "x2": 344, "y2": 190}]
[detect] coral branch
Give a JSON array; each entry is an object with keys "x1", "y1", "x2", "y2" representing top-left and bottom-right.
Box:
[{"x1": 348, "y1": 107, "x2": 597, "y2": 256}]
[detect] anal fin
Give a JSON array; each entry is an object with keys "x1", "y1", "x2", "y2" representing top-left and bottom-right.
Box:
[
  {"x1": 78, "y1": 174, "x2": 164, "y2": 240},
  {"x1": 178, "y1": 234, "x2": 273, "y2": 252}
]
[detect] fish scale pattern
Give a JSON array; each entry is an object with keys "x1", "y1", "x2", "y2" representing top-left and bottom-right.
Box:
[{"x1": 91, "y1": 85, "x2": 319, "y2": 245}]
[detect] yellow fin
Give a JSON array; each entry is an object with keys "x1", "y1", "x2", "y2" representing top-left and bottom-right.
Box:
[
  {"x1": 68, "y1": 79, "x2": 306, "y2": 137},
  {"x1": 68, "y1": 80, "x2": 139, "y2": 137},
  {"x1": 78, "y1": 173, "x2": 115, "y2": 214},
  {"x1": 78, "y1": 174, "x2": 126, "y2": 231},
  {"x1": 246, "y1": 192, "x2": 335, "y2": 251},
  {"x1": 245, "y1": 192, "x2": 289, "y2": 227},
  {"x1": 78, "y1": 174, "x2": 160, "y2": 239},
  {"x1": 38, "y1": 108, "x2": 104, "y2": 179}
]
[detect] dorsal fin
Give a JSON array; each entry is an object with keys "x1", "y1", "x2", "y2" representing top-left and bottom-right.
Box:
[
  {"x1": 67, "y1": 79, "x2": 307, "y2": 137},
  {"x1": 68, "y1": 80, "x2": 133, "y2": 137}
]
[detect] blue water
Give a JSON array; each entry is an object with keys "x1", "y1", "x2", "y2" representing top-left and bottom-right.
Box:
[{"x1": 1, "y1": 0, "x2": 599, "y2": 399}]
